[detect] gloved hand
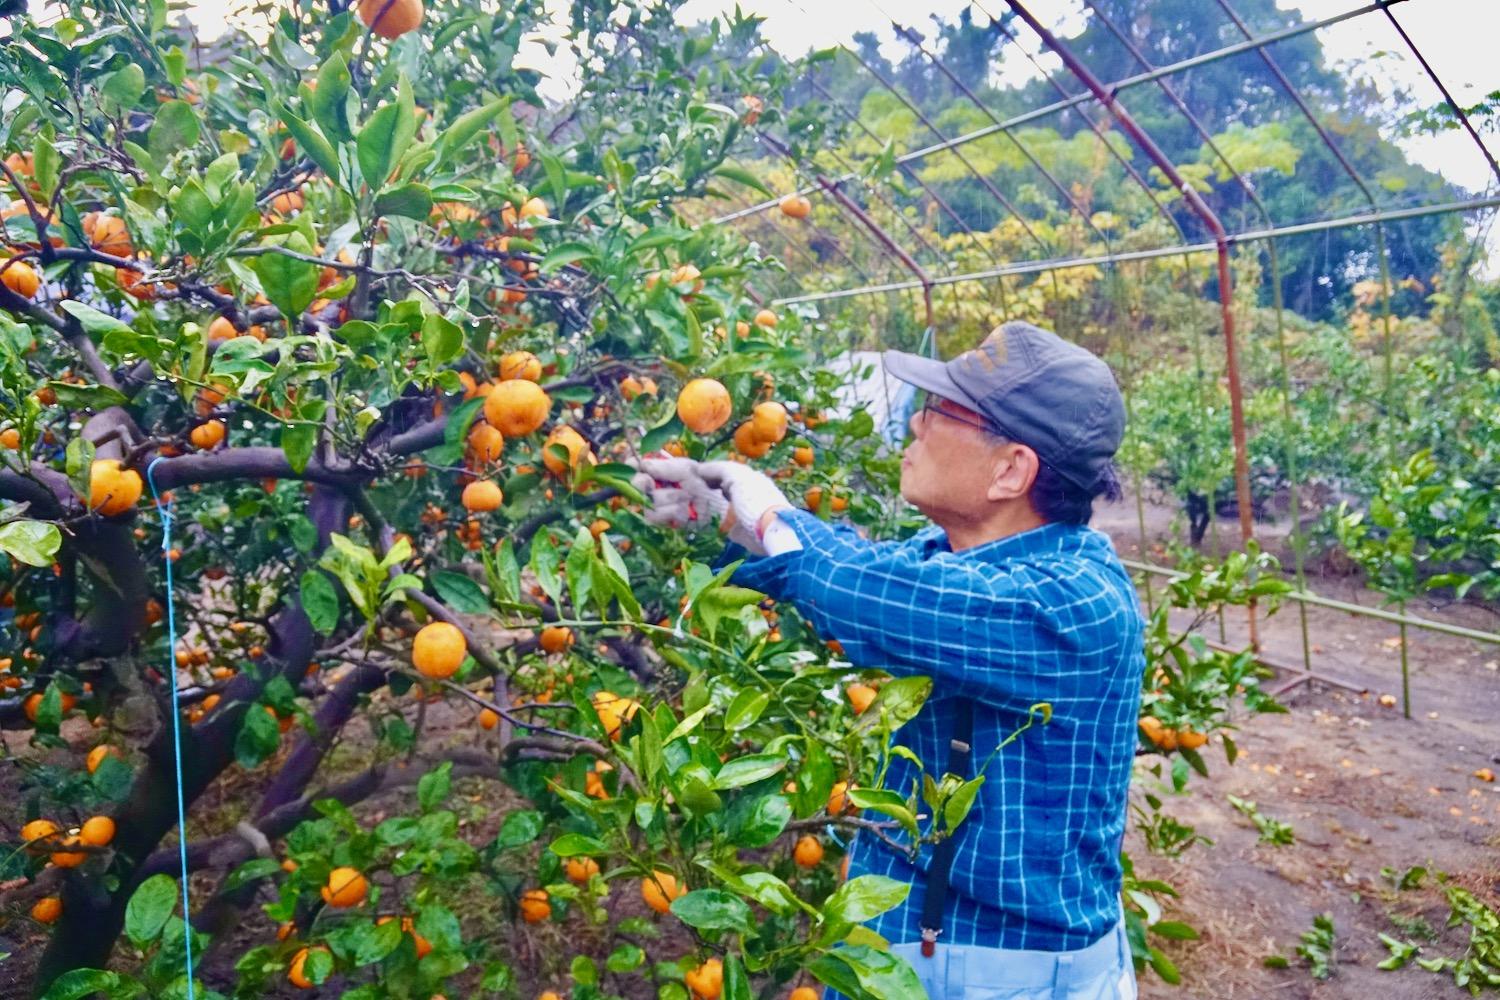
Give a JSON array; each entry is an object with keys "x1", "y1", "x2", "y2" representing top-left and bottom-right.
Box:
[
  {"x1": 693, "y1": 462, "x2": 794, "y2": 542},
  {"x1": 629, "y1": 454, "x2": 727, "y2": 532}
]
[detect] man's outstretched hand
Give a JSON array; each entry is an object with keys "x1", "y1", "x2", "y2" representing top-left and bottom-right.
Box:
[{"x1": 635, "y1": 456, "x2": 797, "y2": 556}]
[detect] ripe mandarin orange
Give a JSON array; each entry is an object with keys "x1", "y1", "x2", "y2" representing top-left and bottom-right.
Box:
[
  {"x1": 677, "y1": 378, "x2": 732, "y2": 434},
  {"x1": 484, "y1": 379, "x2": 550, "y2": 437},
  {"x1": 412, "y1": 621, "x2": 466, "y2": 679}
]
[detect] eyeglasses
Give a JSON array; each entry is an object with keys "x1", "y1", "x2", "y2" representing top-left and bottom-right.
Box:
[{"x1": 920, "y1": 395, "x2": 1005, "y2": 439}]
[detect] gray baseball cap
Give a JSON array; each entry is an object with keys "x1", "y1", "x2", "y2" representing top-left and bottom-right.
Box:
[{"x1": 882, "y1": 321, "x2": 1125, "y2": 491}]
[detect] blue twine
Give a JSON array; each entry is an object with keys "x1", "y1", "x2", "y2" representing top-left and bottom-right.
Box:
[{"x1": 144, "y1": 458, "x2": 196, "y2": 999}]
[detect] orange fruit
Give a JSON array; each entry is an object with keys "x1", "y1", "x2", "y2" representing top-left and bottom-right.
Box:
[
  {"x1": 206, "y1": 316, "x2": 238, "y2": 342},
  {"x1": 677, "y1": 378, "x2": 732, "y2": 434},
  {"x1": 24, "y1": 691, "x2": 76, "y2": 722},
  {"x1": 565, "y1": 856, "x2": 600, "y2": 883},
  {"x1": 789, "y1": 989, "x2": 819, "y2": 1000},
  {"x1": 845, "y1": 683, "x2": 877, "y2": 715},
  {"x1": 0, "y1": 427, "x2": 19, "y2": 449},
  {"x1": 685, "y1": 957, "x2": 723, "y2": 1000},
  {"x1": 85, "y1": 214, "x2": 133, "y2": 255},
  {"x1": 478, "y1": 707, "x2": 500, "y2": 730},
  {"x1": 87, "y1": 745, "x2": 119, "y2": 774},
  {"x1": 541, "y1": 425, "x2": 589, "y2": 476},
  {"x1": 270, "y1": 189, "x2": 304, "y2": 215},
  {"x1": 377, "y1": 915, "x2": 431, "y2": 958},
  {"x1": 276, "y1": 920, "x2": 296, "y2": 941},
  {"x1": 792, "y1": 445, "x2": 813, "y2": 467},
  {"x1": 189, "y1": 419, "x2": 225, "y2": 450},
  {"x1": 641, "y1": 870, "x2": 685, "y2": 914},
  {"x1": 732, "y1": 422, "x2": 771, "y2": 459},
  {"x1": 412, "y1": 621, "x2": 466, "y2": 679},
  {"x1": 753, "y1": 308, "x2": 778, "y2": 328},
  {"x1": 21, "y1": 818, "x2": 59, "y2": 846},
  {"x1": 467, "y1": 422, "x2": 505, "y2": 463},
  {"x1": 2, "y1": 260, "x2": 40, "y2": 299},
  {"x1": 50, "y1": 835, "x2": 89, "y2": 868},
  {"x1": 779, "y1": 194, "x2": 811, "y2": 219},
  {"x1": 592, "y1": 690, "x2": 641, "y2": 741},
  {"x1": 287, "y1": 945, "x2": 327, "y2": 988},
  {"x1": 462, "y1": 479, "x2": 503, "y2": 512},
  {"x1": 671, "y1": 263, "x2": 704, "y2": 293},
  {"x1": 31, "y1": 895, "x2": 62, "y2": 923},
  {"x1": 519, "y1": 888, "x2": 551, "y2": 923},
  {"x1": 484, "y1": 379, "x2": 551, "y2": 437},
  {"x1": 498, "y1": 351, "x2": 542, "y2": 381},
  {"x1": 519, "y1": 196, "x2": 548, "y2": 220},
  {"x1": 79, "y1": 815, "x2": 116, "y2": 847},
  {"x1": 321, "y1": 866, "x2": 369, "y2": 908},
  {"x1": 1177, "y1": 728, "x2": 1208, "y2": 750},
  {"x1": 752, "y1": 401, "x2": 788, "y2": 443},
  {"x1": 539, "y1": 625, "x2": 574, "y2": 655},
  {"x1": 87, "y1": 459, "x2": 143, "y2": 516},
  {"x1": 827, "y1": 780, "x2": 853, "y2": 816},
  {"x1": 793, "y1": 835, "x2": 824, "y2": 868},
  {"x1": 357, "y1": 0, "x2": 423, "y2": 39}
]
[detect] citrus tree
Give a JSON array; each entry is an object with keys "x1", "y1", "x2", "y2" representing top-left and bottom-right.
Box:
[{"x1": 0, "y1": 2, "x2": 963, "y2": 998}]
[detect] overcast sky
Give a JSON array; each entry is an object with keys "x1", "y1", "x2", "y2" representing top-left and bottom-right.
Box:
[{"x1": 85, "y1": 0, "x2": 1494, "y2": 195}]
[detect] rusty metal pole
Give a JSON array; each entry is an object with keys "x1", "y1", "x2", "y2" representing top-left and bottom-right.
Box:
[{"x1": 1005, "y1": 0, "x2": 1258, "y2": 647}]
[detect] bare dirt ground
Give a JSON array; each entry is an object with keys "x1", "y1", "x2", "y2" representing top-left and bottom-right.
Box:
[{"x1": 1097, "y1": 492, "x2": 1500, "y2": 1000}]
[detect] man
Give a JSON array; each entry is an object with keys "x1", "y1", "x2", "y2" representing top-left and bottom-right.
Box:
[{"x1": 639, "y1": 321, "x2": 1145, "y2": 1000}]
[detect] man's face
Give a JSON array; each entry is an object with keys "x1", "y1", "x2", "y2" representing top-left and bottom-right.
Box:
[{"x1": 900, "y1": 395, "x2": 1006, "y2": 519}]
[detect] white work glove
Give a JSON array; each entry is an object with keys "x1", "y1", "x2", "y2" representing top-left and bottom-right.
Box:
[
  {"x1": 695, "y1": 460, "x2": 802, "y2": 557},
  {"x1": 630, "y1": 454, "x2": 728, "y2": 530}
]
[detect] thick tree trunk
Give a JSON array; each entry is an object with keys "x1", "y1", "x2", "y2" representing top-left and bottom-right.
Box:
[{"x1": 29, "y1": 489, "x2": 346, "y2": 997}]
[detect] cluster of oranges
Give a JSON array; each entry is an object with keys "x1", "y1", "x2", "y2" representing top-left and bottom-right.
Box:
[
  {"x1": 1137, "y1": 715, "x2": 1208, "y2": 752},
  {"x1": 20, "y1": 812, "x2": 117, "y2": 919}
]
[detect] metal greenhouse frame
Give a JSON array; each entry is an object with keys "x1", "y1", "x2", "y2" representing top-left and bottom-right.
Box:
[{"x1": 704, "y1": 0, "x2": 1500, "y2": 717}]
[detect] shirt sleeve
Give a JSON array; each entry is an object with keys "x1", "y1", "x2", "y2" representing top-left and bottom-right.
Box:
[{"x1": 730, "y1": 510, "x2": 1117, "y2": 707}]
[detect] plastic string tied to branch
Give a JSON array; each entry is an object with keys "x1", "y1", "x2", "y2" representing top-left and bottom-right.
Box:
[{"x1": 144, "y1": 456, "x2": 197, "y2": 1000}]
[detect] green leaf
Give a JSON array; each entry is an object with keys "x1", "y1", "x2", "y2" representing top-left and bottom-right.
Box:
[
  {"x1": 724, "y1": 689, "x2": 769, "y2": 732},
  {"x1": 421, "y1": 312, "x2": 463, "y2": 366},
  {"x1": 494, "y1": 809, "x2": 544, "y2": 849},
  {"x1": 299, "y1": 569, "x2": 340, "y2": 634},
  {"x1": 548, "y1": 833, "x2": 609, "y2": 857},
  {"x1": 725, "y1": 793, "x2": 791, "y2": 848},
  {"x1": 605, "y1": 943, "x2": 644, "y2": 974},
  {"x1": 221, "y1": 857, "x2": 283, "y2": 893},
  {"x1": 669, "y1": 889, "x2": 753, "y2": 933},
  {"x1": 37, "y1": 969, "x2": 144, "y2": 1000},
  {"x1": 712, "y1": 753, "x2": 786, "y2": 790},
  {"x1": 432, "y1": 571, "x2": 488, "y2": 614},
  {"x1": 275, "y1": 103, "x2": 341, "y2": 183},
  {"x1": 147, "y1": 100, "x2": 200, "y2": 163},
  {"x1": 33, "y1": 131, "x2": 58, "y2": 202},
  {"x1": 125, "y1": 874, "x2": 179, "y2": 949},
  {"x1": 374, "y1": 182, "x2": 433, "y2": 220},
  {"x1": 280, "y1": 423, "x2": 315, "y2": 475},
  {"x1": 234, "y1": 702, "x2": 282, "y2": 768},
  {"x1": 713, "y1": 164, "x2": 773, "y2": 197},
  {"x1": 433, "y1": 96, "x2": 510, "y2": 168},
  {"x1": 1150, "y1": 920, "x2": 1200, "y2": 941},
  {"x1": 356, "y1": 76, "x2": 416, "y2": 191},
  {"x1": 539, "y1": 241, "x2": 597, "y2": 274},
  {"x1": 309, "y1": 52, "x2": 353, "y2": 143},
  {"x1": 0, "y1": 520, "x2": 61, "y2": 567},
  {"x1": 821, "y1": 875, "x2": 910, "y2": 925},
  {"x1": 100, "y1": 64, "x2": 146, "y2": 110},
  {"x1": 59, "y1": 300, "x2": 133, "y2": 339},
  {"x1": 722, "y1": 953, "x2": 751, "y2": 1000},
  {"x1": 253, "y1": 241, "x2": 320, "y2": 320},
  {"x1": 942, "y1": 776, "x2": 985, "y2": 832},
  {"x1": 812, "y1": 945, "x2": 923, "y2": 1000},
  {"x1": 417, "y1": 761, "x2": 452, "y2": 812}
]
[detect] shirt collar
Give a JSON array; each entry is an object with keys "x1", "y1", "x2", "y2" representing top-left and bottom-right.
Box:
[{"x1": 921, "y1": 521, "x2": 1082, "y2": 564}]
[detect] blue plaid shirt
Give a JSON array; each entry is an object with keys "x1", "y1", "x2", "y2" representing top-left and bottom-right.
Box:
[{"x1": 730, "y1": 510, "x2": 1145, "y2": 952}]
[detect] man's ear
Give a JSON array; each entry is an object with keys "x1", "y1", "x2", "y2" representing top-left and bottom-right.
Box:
[{"x1": 985, "y1": 443, "x2": 1040, "y2": 502}]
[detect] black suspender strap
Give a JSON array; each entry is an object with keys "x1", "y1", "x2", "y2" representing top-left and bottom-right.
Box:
[{"x1": 918, "y1": 699, "x2": 974, "y2": 957}]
